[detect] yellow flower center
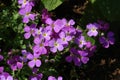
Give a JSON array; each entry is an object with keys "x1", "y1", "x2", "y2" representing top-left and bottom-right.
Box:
[
  {"x1": 39, "y1": 43, "x2": 43, "y2": 47},
  {"x1": 80, "y1": 41, "x2": 83, "y2": 44},
  {"x1": 43, "y1": 33, "x2": 47, "y2": 37},
  {"x1": 38, "y1": 30, "x2": 41, "y2": 34},
  {"x1": 54, "y1": 42, "x2": 58, "y2": 47},
  {"x1": 62, "y1": 38, "x2": 66, "y2": 41},
  {"x1": 34, "y1": 58, "x2": 37, "y2": 61},
  {"x1": 91, "y1": 27, "x2": 96, "y2": 31},
  {"x1": 23, "y1": 0, "x2": 26, "y2": 4},
  {"x1": 26, "y1": 12, "x2": 30, "y2": 16}
]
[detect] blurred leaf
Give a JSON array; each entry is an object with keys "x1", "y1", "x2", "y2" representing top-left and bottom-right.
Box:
[
  {"x1": 90, "y1": 0, "x2": 96, "y2": 4},
  {"x1": 41, "y1": 0, "x2": 63, "y2": 11}
]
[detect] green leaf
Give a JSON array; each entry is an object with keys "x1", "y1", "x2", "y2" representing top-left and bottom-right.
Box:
[
  {"x1": 41, "y1": 0, "x2": 63, "y2": 11},
  {"x1": 86, "y1": 36, "x2": 95, "y2": 45},
  {"x1": 90, "y1": 0, "x2": 96, "y2": 4}
]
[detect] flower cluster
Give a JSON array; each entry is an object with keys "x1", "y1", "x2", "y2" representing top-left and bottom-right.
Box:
[
  {"x1": 0, "y1": 66, "x2": 13, "y2": 80},
  {"x1": 0, "y1": 1, "x2": 115, "y2": 80},
  {"x1": 86, "y1": 20, "x2": 115, "y2": 48},
  {"x1": 18, "y1": 0, "x2": 36, "y2": 23}
]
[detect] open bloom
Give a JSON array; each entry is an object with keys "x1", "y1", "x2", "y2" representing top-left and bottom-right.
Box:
[
  {"x1": 45, "y1": 18, "x2": 65, "y2": 33},
  {"x1": 27, "y1": 53, "x2": 41, "y2": 68},
  {"x1": 99, "y1": 31, "x2": 115, "y2": 48},
  {"x1": 33, "y1": 37, "x2": 47, "y2": 55},
  {"x1": 75, "y1": 36, "x2": 86, "y2": 48},
  {"x1": 66, "y1": 48, "x2": 89, "y2": 66},
  {"x1": 19, "y1": 5, "x2": 36, "y2": 23},
  {"x1": 49, "y1": 39, "x2": 64, "y2": 53},
  {"x1": 7, "y1": 55, "x2": 23, "y2": 71},
  {"x1": 59, "y1": 31, "x2": 71, "y2": 45},
  {"x1": 86, "y1": 23, "x2": 98, "y2": 37},
  {"x1": 24, "y1": 24, "x2": 36, "y2": 39},
  {"x1": 20, "y1": 50, "x2": 29, "y2": 62},
  {"x1": 18, "y1": 0, "x2": 29, "y2": 8}
]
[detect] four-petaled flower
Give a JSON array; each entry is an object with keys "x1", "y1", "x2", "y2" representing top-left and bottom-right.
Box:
[
  {"x1": 27, "y1": 53, "x2": 41, "y2": 68},
  {"x1": 59, "y1": 31, "x2": 71, "y2": 45},
  {"x1": 99, "y1": 31, "x2": 115, "y2": 48},
  {"x1": 24, "y1": 24, "x2": 36, "y2": 39},
  {"x1": 49, "y1": 39, "x2": 64, "y2": 53},
  {"x1": 75, "y1": 36, "x2": 86, "y2": 48},
  {"x1": 87, "y1": 23, "x2": 98, "y2": 37}
]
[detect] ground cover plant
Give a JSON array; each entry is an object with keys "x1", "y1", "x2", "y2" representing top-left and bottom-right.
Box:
[{"x1": 0, "y1": 0, "x2": 120, "y2": 80}]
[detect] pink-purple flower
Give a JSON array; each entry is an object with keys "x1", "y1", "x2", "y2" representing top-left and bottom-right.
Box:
[
  {"x1": 7, "y1": 55, "x2": 23, "y2": 71},
  {"x1": 49, "y1": 39, "x2": 64, "y2": 53},
  {"x1": 33, "y1": 38, "x2": 47, "y2": 55},
  {"x1": 66, "y1": 48, "x2": 89, "y2": 66},
  {"x1": 19, "y1": 5, "x2": 36, "y2": 23},
  {"x1": 27, "y1": 53, "x2": 41, "y2": 68},
  {"x1": 86, "y1": 23, "x2": 98, "y2": 37},
  {"x1": 75, "y1": 36, "x2": 86, "y2": 48},
  {"x1": 59, "y1": 31, "x2": 71, "y2": 45},
  {"x1": 48, "y1": 76, "x2": 63, "y2": 80},
  {"x1": 24, "y1": 24, "x2": 36, "y2": 39},
  {"x1": 99, "y1": 31, "x2": 115, "y2": 48}
]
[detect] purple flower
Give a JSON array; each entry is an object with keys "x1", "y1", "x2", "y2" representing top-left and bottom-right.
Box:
[
  {"x1": 20, "y1": 50, "x2": 29, "y2": 62},
  {"x1": 86, "y1": 23, "x2": 98, "y2": 37},
  {"x1": 48, "y1": 76, "x2": 63, "y2": 80},
  {"x1": 66, "y1": 48, "x2": 81, "y2": 66},
  {"x1": 62, "y1": 18, "x2": 75, "y2": 27},
  {"x1": 53, "y1": 19, "x2": 66, "y2": 33},
  {"x1": 18, "y1": 0, "x2": 29, "y2": 8},
  {"x1": 0, "y1": 66, "x2": 4, "y2": 73},
  {"x1": 0, "y1": 75, "x2": 13, "y2": 80},
  {"x1": 33, "y1": 38, "x2": 47, "y2": 55},
  {"x1": 66, "y1": 48, "x2": 89, "y2": 66},
  {"x1": 62, "y1": 19, "x2": 76, "y2": 36},
  {"x1": 45, "y1": 18, "x2": 65, "y2": 33},
  {"x1": 7, "y1": 55, "x2": 23, "y2": 71},
  {"x1": 59, "y1": 31, "x2": 71, "y2": 45},
  {"x1": 19, "y1": 5, "x2": 36, "y2": 23},
  {"x1": 29, "y1": 73, "x2": 43, "y2": 80},
  {"x1": 97, "y1": 20, "x2": 109, "y2": 31},
  {"x1": 34, "y1": 27, "x2": 43, "y2": 36},
  {"x1": 42, "y1": 29, "x2": 51, "y2": 40},
  {"x1": 49, "y1": 39, "x2": 64, "y2": 53},
  {"x1": 24, "y1": 24, "x2": 36, "y2": 39},
  {"x1": 99, "y1": 31, "x2": 115, "y2": 48},
  {"x1": 0, "y1": 54, "x2": 3, "y2": 61},
  {"x1": 75, "y1": 36, "x2": 86, "y2": 48},
  {"x1": 27, "y1": 53, "x2": 41, "y2": 68},
  {"x1": 45, "y1": 18, "x2": 54, "y2": 31},
  {"x1": 78, "y1": 50, "x2": 89, "y2": 64},
  {"x1": 41, "y1": 9, "x2": 50, "y2": 23},
  {"x1": 75, "y1": 29, "x2": 82, "y2": 37}
]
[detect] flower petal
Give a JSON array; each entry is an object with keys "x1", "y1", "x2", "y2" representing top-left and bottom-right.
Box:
[
  {"x1": 28, "y1": 60, "x2": 35, "y2": 68},
  {"x1": 24, "y1": 32, "x2": 31, "y2": 39},
  {"x1": 35, "y1": 59, "x2": 41, "y2": 67}
]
